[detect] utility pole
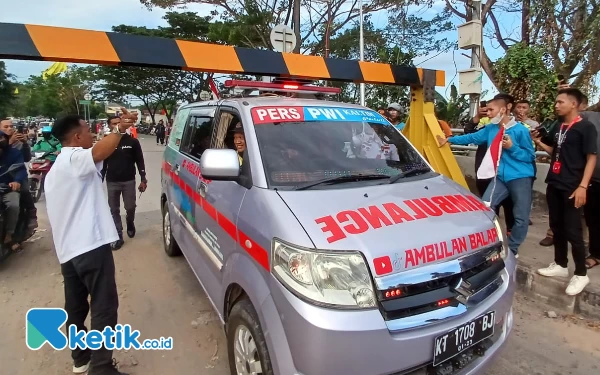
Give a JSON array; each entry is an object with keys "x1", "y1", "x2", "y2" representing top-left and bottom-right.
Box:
[
  {"x1": 325, "y1": 0, "x2": 331, "y2": 58},
  {"x1": 359, "y1": 0, "x2": 365, "y2": 106},
  {"x1": 292, "y1": 0, "x2": 301, "y2": 53},
  {"x1": 468, "y1": 0, "x2": 482, "y2": 118}
]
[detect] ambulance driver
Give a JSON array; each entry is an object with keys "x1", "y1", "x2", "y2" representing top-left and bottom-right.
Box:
[{"x1": 232, "y1": 122, "x2": 246, "y2": 165}]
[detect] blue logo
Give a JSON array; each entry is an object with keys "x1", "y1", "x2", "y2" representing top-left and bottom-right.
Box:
[
  {"x1": 26, "y1": 308, "x2": 173, "y2": 351},
  {"x1": 26, "y1": 308, "x2": 68, "y2": 350}
]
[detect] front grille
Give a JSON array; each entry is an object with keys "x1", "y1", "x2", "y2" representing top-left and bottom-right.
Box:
[{"x1": 378, "y1": 244, "x2": 505, "y2": 321}]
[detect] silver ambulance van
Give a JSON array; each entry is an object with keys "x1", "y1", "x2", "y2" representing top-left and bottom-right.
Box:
[{"x1": 161, "y1": 85, "x2": 516, "y2": 375}]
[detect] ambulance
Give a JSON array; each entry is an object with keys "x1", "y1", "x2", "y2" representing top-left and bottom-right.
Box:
[{"x1": 160, "y1": 79, "x2": 516, "y2": 375}]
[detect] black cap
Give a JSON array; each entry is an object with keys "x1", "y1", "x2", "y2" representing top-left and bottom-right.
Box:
[{"x1": 231, "y1": 122, "x2": 244, "y2": 133}]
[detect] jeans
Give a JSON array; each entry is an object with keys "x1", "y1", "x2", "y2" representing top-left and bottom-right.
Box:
[
  {"x1": 107, "y1": 180, "x2": 136, "y2": 237},
  {"x1": 156, "y1": 134, "x2": 165, "y2": 144},
  {"x1": 2, "y1": 191, "x2": 20, "y2": 236},
  {"x1": 60, "y1": 244, "x2": 119, "y2": 371},
  {"x1": 476, "y1": 178, "x2": 515, "y2": 231},
  {"x1": 483, "y1": 177, "x2": 533, "y2": 255},
  {"x1": 584, "y1": 182, "x2": 600, "y2": 260},
  {"x1": 547, "y1": 184, "x2": 587, "y2": 276}
]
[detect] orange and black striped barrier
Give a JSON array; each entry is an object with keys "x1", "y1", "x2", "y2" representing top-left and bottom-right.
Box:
[{"x1": 0, "y1": 23, "x2": 444, "y2": 88}]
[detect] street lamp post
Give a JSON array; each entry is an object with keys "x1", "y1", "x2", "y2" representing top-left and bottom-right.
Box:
[{"x1": 359, "y1": 0, "x2": 365, "y2": 106}]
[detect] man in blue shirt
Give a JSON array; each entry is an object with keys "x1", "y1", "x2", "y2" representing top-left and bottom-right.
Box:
[{"x1": 438, "y1": 97, "x2": 536, "y2": 257}]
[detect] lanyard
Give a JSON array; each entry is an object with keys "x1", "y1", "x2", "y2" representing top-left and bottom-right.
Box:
[{"x1": 555, "y1": 116, "x2": 582, "y2": 162}]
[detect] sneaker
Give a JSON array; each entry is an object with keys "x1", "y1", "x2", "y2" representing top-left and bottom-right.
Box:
[
  {"x1": 89, "y1": 359, "x2": 129, "y2": 375},
  {"x1": 73, "y1": 359, "x2": 90, "y2": 373},
  {"x1": 111, "y1": 237, "x2": 124, "y2": 251},
  {"x1": 539, "y1": 236, "x2": 554, "y2": 247},
  {"x1": 126, "y1": 221, "x2": 136, "y2": 238},
  {"x1": 537, "y1": 262, "x2": 569, "y2": 278},
  {"x1": 565, "y1": 275, "x2": 590, "y2": 296},
  {"x1": 515, "y1": 254, "x2": 519, "y2": 259},
  {"x1": 529, "y1": 219, "x2": 533, "y2": 225}
]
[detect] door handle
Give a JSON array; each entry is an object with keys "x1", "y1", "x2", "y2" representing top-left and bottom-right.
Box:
[
  {"x1": 198, "y1": 181, "x2": 208, "y2": 198},
  {"x1": 172, "y1": 163, "x2": 180, "y2": 175}
]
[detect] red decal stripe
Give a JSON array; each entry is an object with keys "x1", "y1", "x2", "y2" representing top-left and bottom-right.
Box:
[
  {"x1": 238, "y1": 231, "x2": 270, "y2": 270},
  {"x1": 162, "y1": 161, "x2": 269, "y2": 270},
  {"x1": 218, "y1": 213, "x2": 237, "y2": 240}
]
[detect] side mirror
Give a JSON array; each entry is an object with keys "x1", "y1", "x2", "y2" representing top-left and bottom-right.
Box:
[{"x1": 199, "y1": 149, "x2": 240, "y2": 180}]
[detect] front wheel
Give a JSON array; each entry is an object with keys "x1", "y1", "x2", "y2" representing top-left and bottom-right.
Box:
[
  {"x1": 227, "y1": 298, "x2": 273, "y2": 375},
  {"x1": 162, "y1": 201, "x2": 181, "y2": 257}
]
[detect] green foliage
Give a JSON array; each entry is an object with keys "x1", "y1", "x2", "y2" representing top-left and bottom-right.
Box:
[
  {"x1": 0, "y1": 62, "x2": 16, "y2": 118},
  {"x1": 493, "y1": 43, "x2": 558, "y2": 121},
  {"x1": 9, "y1": 66, "x2": 97, "y2": 119},
  {"x1": 434, "y1": 84, "x2": 470, "y2": 127}
]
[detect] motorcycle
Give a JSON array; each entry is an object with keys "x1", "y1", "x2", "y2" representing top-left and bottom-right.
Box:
[{"x1": 28, "y1": 151, "x2": 54, "y2": 203}]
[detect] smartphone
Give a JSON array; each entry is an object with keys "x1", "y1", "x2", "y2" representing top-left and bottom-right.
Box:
[
  {"x1": 17, "y1": 124, "x2": 25, "y2": 134},
  {"x1": 536, "y1": 127, "x2": 548, "y2": 138},
  {"x1": 480, "y1": 100, "x2": 487, "y2": 108},
  {"x1": 557, "y1": 74, "x2": 566, "y2": 85}
]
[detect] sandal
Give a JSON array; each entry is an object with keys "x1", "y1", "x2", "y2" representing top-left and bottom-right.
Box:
[
  {"x1": 4, "y1": 241, "x2": 22, "y2": 254},
  {"x1": 585, "y1": 256, "x2": 600, "y2": 269}
]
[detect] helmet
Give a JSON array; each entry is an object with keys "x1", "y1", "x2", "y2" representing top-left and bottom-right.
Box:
[{"x1": 42, "y1": 126, "x2": 52, "y2": 133}]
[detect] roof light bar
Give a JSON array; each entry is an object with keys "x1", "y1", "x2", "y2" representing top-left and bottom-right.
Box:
[{"x1": 224, "y1": 79, "x2": 341, "y2": 95}]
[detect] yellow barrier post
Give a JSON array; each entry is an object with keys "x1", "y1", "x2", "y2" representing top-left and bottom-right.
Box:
[{"x1": 402, "y1": 71, "x2": 469, "y2": 189}]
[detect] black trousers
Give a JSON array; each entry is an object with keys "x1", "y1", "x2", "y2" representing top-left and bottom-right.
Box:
[
  {"x1": 477, "y1": 178, "x2": 515, "y2": 230},
  {"x1": 156, "y1": 134, "x2": 165, "y2": 144},
  {"x1": 584, "y1": 181, "x2": 600, "y2": 259},
  {"x1": 107, "y1": 180, "x2": 136, "y2": 237},
  {"x1": 60, "y1": 245, "x2": 119, "y2": 370},
  {"x1": 547, "y1": 184, "x2": 587, "y2": 276}
]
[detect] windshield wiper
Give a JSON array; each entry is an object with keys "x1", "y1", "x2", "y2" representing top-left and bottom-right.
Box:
[
  {"x1": 294, "y1": 174, "x2": 390, "y2": 191},
  {"x1": 388, "y1": 167, "x2": 432, "y2": 184}
]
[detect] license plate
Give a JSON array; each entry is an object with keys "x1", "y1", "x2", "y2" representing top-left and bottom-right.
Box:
[{"x1": 433, "y1": 311, "x2": 495, "y2": 366}]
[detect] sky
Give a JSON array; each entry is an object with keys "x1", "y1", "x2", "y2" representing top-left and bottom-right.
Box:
[{"x1": 0, "y1": 0, "x2": 508, "y2": 100}]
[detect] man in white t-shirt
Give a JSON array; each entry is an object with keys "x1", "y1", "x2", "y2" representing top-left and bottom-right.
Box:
[{"x1": 45, "y1": 110, "x2": 135, "y2": 375}]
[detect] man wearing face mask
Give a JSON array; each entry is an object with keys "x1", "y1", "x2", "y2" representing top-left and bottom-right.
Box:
[{"x1": 438, "y1": 97, "x2": 536, "y2": 258}]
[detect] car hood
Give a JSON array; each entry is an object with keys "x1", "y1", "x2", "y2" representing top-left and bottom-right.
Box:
[{"x1": 277, "y1": 175, "x2": 499, "y2": 277}]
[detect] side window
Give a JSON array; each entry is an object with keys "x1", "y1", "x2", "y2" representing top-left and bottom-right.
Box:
[
  {"x1": 168, "y1": 108, "x2": 191, "y2": 149},
  {"x1": 180, "y1": 115, "x2": 215, "y2": 160}
]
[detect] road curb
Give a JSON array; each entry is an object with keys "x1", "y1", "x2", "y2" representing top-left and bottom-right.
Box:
[{"x1": 515, "y1": 264, "x2": 600, "y2": 320}]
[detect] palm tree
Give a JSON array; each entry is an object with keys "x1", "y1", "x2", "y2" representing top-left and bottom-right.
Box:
[{"x1": 434, "y1": 84, "x2": 470, "y2": 128}]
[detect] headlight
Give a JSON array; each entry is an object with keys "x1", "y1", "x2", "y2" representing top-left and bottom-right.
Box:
[
  {"x1": 271, "y1": 239, "x2": 376, "y2": 309},
  {"x1": 493, "y1": 217, "x2": 509, "y2": 259}
]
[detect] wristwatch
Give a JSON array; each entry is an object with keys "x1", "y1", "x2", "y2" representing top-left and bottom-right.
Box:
[{"x1": 111, "y1": 127, "x2": 122, "y2": 135}]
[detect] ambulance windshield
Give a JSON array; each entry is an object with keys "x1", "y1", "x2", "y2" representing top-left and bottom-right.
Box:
[{"x1": 251, "y1": 106, "x2": 430, "y2": 189}]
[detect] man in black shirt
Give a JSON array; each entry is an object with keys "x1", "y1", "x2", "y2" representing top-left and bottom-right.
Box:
[
  {"x1": 534, "y1": 88, "x2": 597, "y2": 295},
  {"x1": 102, "y1": 116, "x2": 147, "y2": 250}
]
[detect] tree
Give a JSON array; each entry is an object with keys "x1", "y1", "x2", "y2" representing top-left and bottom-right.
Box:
[
  {"x1": 434, "y1": 84, "x2": 470, "y2": 127},
  {"x1": 140, "y1": 0, "x2": 404, "y2": 53},
  {"x1": 444, "y1": 0, "x2": 600, "y2": 109},
  {"x1": 8, "y1": 66, "x2": 98, "y2": 119},
  {"x1": 0, "y1": 62, "x2": 16, "y2": 119}
]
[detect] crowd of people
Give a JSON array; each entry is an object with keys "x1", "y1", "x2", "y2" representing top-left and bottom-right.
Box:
[{"x1": 377, "y1": 84, "x2": 600, "y2": 296}]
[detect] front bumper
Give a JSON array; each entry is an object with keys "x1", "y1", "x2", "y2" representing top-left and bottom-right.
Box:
[{"x1": 263, "y1": 264, "x2": 516, "y2": 375}]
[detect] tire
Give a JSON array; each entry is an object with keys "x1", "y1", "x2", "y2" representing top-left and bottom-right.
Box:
[
  {"x1": 227, "y1": 298, "x2": 274, "y2": 375},
  {"x1": 162, "y1": 201, "x2": 181, "y2": 257},
  {"x1": 29, "y1": 178, "x2": 41, "y2": 203}
]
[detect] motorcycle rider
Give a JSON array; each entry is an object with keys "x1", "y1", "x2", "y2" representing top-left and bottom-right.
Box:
[
  {"x1": 0, "y1": 130, "x2": 27, "y2": 253},
  {"x1": 32, "y1": 126, "x2": 62, "y2": 161},
  {"x1": 0, "y1": 119, "x2": 37, "y2": 232}
]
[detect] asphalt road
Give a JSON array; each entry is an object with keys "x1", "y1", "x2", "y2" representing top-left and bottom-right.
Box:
[{"x1": 0, "y1": 136, "x2": 598, "y2": 375}]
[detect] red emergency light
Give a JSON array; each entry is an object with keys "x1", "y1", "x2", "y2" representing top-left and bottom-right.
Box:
[{"x1": 224, "y1": 79, "x2": 341, "y2": 95}]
